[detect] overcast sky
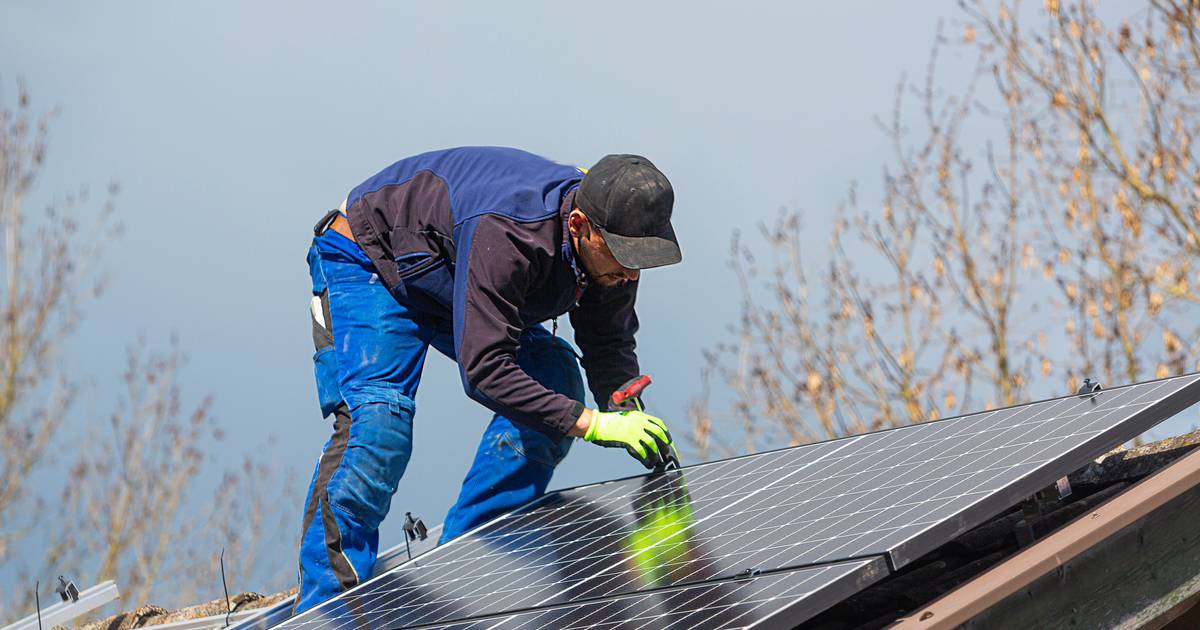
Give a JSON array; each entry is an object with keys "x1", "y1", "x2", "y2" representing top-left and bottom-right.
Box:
[{"x1": 4, "y1": 0, "x2": 1187, "y2": 596}]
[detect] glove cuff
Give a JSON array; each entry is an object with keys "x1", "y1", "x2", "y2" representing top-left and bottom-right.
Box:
[{"x1": 583, "y1": 409, "x2": 601, "y2": 442}]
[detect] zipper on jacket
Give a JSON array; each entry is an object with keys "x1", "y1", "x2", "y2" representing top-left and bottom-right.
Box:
[{"x1": 398, "y1": 254, "x2": 441, "y2": 279}]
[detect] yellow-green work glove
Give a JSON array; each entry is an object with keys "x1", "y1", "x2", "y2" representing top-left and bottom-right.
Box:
[{"x1": 584, "y1": 410, "x2": 674, "y2": 469}]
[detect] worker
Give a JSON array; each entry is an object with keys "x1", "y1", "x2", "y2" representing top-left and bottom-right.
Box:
[{"x1": 295, "y1": 147, "x2": 682, "y2": 612}]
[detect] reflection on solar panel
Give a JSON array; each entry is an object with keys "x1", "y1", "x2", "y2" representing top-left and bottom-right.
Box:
[
  {"x1": 297, "y1": 558, "x2": 886, "y2": 630},
  {"x1": 277, "y1": 373, "x2": 1200, "y2": 630}
]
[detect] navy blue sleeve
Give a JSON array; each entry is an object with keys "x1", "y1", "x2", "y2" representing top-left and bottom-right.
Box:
[
  {"x1": 452, "y1": 215, "x2": 585, "y2": 434},
  {"x1": 570, "y1": 281, "x2": 640, "y2": 411}
]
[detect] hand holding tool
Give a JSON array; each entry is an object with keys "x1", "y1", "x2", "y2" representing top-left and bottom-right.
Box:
[
  {"x1": 600, "y1": 374, "x2": 681, "y2": 471},
  {"x1": 584, "y1": 409, "x2": 675, "y2": 470}
]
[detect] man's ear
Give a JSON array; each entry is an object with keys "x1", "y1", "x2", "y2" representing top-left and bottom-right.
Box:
[{"x1": 567, "y1": 210, "x2": 589, "y2": 238}]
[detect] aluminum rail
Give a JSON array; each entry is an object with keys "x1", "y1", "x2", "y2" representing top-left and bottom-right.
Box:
[{"x1": 1, "y1": 580, "x2": 120, "y2": 630}]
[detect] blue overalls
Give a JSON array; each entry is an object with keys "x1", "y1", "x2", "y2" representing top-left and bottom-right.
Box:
[{"x1": 295, "y1": 226, "x2": 583, "y2": 613}]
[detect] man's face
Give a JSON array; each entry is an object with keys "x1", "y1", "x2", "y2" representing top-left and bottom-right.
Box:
[{"x1": 568, "y1": 209, "x2": 641, "y2": 288}]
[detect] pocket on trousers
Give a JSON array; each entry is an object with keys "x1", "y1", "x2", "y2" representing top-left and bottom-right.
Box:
[
  {"x1": 313, "y1": 347, "x2": 341, "y2": 418},
  {"x1": 307, "y1": 244, "x2": 328, "y2": 295},
  {"x1": 394, "y1": 252, "x2": 454, "y2": 317}
]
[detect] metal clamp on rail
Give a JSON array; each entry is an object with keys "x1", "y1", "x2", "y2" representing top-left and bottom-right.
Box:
[
  {"x1": 55, "y1": 577, "x2": 79, "y2": 603},
  {"x1": 1077, "y1": 377, "x2": 1102, "y2": 397},
  {"x1": 402, "y1": 512, "x2": 429, "y2": 562}
]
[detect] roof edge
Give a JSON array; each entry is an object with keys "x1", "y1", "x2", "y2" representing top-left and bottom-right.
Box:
[{"x1": 889, "y1": 441, "x2": 1200, "y2": 629}]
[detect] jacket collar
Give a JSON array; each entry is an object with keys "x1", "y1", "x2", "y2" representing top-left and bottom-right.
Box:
[{"x1": 560, "y1": 186, "x2": 589, "y2": 301}]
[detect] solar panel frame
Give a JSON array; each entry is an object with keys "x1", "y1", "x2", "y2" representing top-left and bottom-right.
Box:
[{"x1": 275, "y1": 373, "x2": 1200, "y2": 630}]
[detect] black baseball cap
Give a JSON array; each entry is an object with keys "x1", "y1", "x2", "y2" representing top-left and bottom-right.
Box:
[{"x1": 576, "y1": 154, "x2": 682, "y2": 269}]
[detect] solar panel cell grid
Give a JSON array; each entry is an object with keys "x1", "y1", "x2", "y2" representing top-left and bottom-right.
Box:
[
  {"x1": 290, "y1": 558, "x2": 887, "y2": 630},
  {"x1": 276, "y1": 373, "x2": 1200, "y2": 630}
]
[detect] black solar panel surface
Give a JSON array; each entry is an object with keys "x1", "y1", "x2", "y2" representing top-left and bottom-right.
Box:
[
  {"x1": 278, "y1": 373, "x2": 1200, "y2": 630},
  {"x1": 289, "y1": 558, "x2": 887, "y2": 630}
]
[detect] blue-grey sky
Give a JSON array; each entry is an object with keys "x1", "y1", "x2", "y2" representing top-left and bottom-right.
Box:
[{"x1": 5, "y1": 0, "x2": 1188, "y2": 600}]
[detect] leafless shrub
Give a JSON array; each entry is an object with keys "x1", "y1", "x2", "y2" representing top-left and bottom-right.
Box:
[
  {"x1": 0, "y1": 85, "x2": 291, "y2": 620},
  {"x1": 692, "y1": 0, "x2": 1200, "y2": 458}
]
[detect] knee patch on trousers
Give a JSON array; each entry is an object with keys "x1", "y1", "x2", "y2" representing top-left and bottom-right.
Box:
[{"x1": 326, "y1": 393, "x2": 416, "y2": 531}]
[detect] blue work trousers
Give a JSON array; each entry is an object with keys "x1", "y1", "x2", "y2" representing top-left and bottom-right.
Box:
[{"x1": 295, "y1": 229, "x2": 582, "y2": 613}]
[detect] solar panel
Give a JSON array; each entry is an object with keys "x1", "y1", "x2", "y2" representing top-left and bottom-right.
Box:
[
  {"x1": 288, "y1": 558, "x2": 887, "y2": 630},
  {"x1": 277, "y1": 373, "x2": 1200, "y2": 630}
]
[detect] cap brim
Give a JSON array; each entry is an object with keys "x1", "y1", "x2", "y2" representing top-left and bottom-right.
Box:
[{"x1": 599, "y1": 222, "x2": 682, "y2": 270}]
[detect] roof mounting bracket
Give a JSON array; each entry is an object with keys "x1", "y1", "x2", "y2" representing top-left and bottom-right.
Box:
[
  {"x1": 404, "y1": 512, "x2": 428, "y2": 542},
  {"x1": 1054, "y1": 476, "x2": 1072, "y2": 500},
  {"x1": 1014, "y1": 379, "x2": 1095, "y2": 546},
  {"x1": 1077, "y1": 377, "x2": 1102, "y2": 397},
  {"x1": 55, "y1": 576, "x2": 79, "y2": 603},
  {"x1": 402, "y1": 512, "x2": 429, "y2": 562}
]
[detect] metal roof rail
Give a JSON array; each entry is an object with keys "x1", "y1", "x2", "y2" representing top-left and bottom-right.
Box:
[{"x1": 1, "y1": 580, "x2": 120, "y2": 630}]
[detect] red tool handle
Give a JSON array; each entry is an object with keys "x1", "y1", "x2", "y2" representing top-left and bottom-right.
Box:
[
  {"x1": 611, "y1": 374, "x2": 652, "y2": 406},
  {"x1": 609, "y1": 374, "x2": 680, "y2": 472}
]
